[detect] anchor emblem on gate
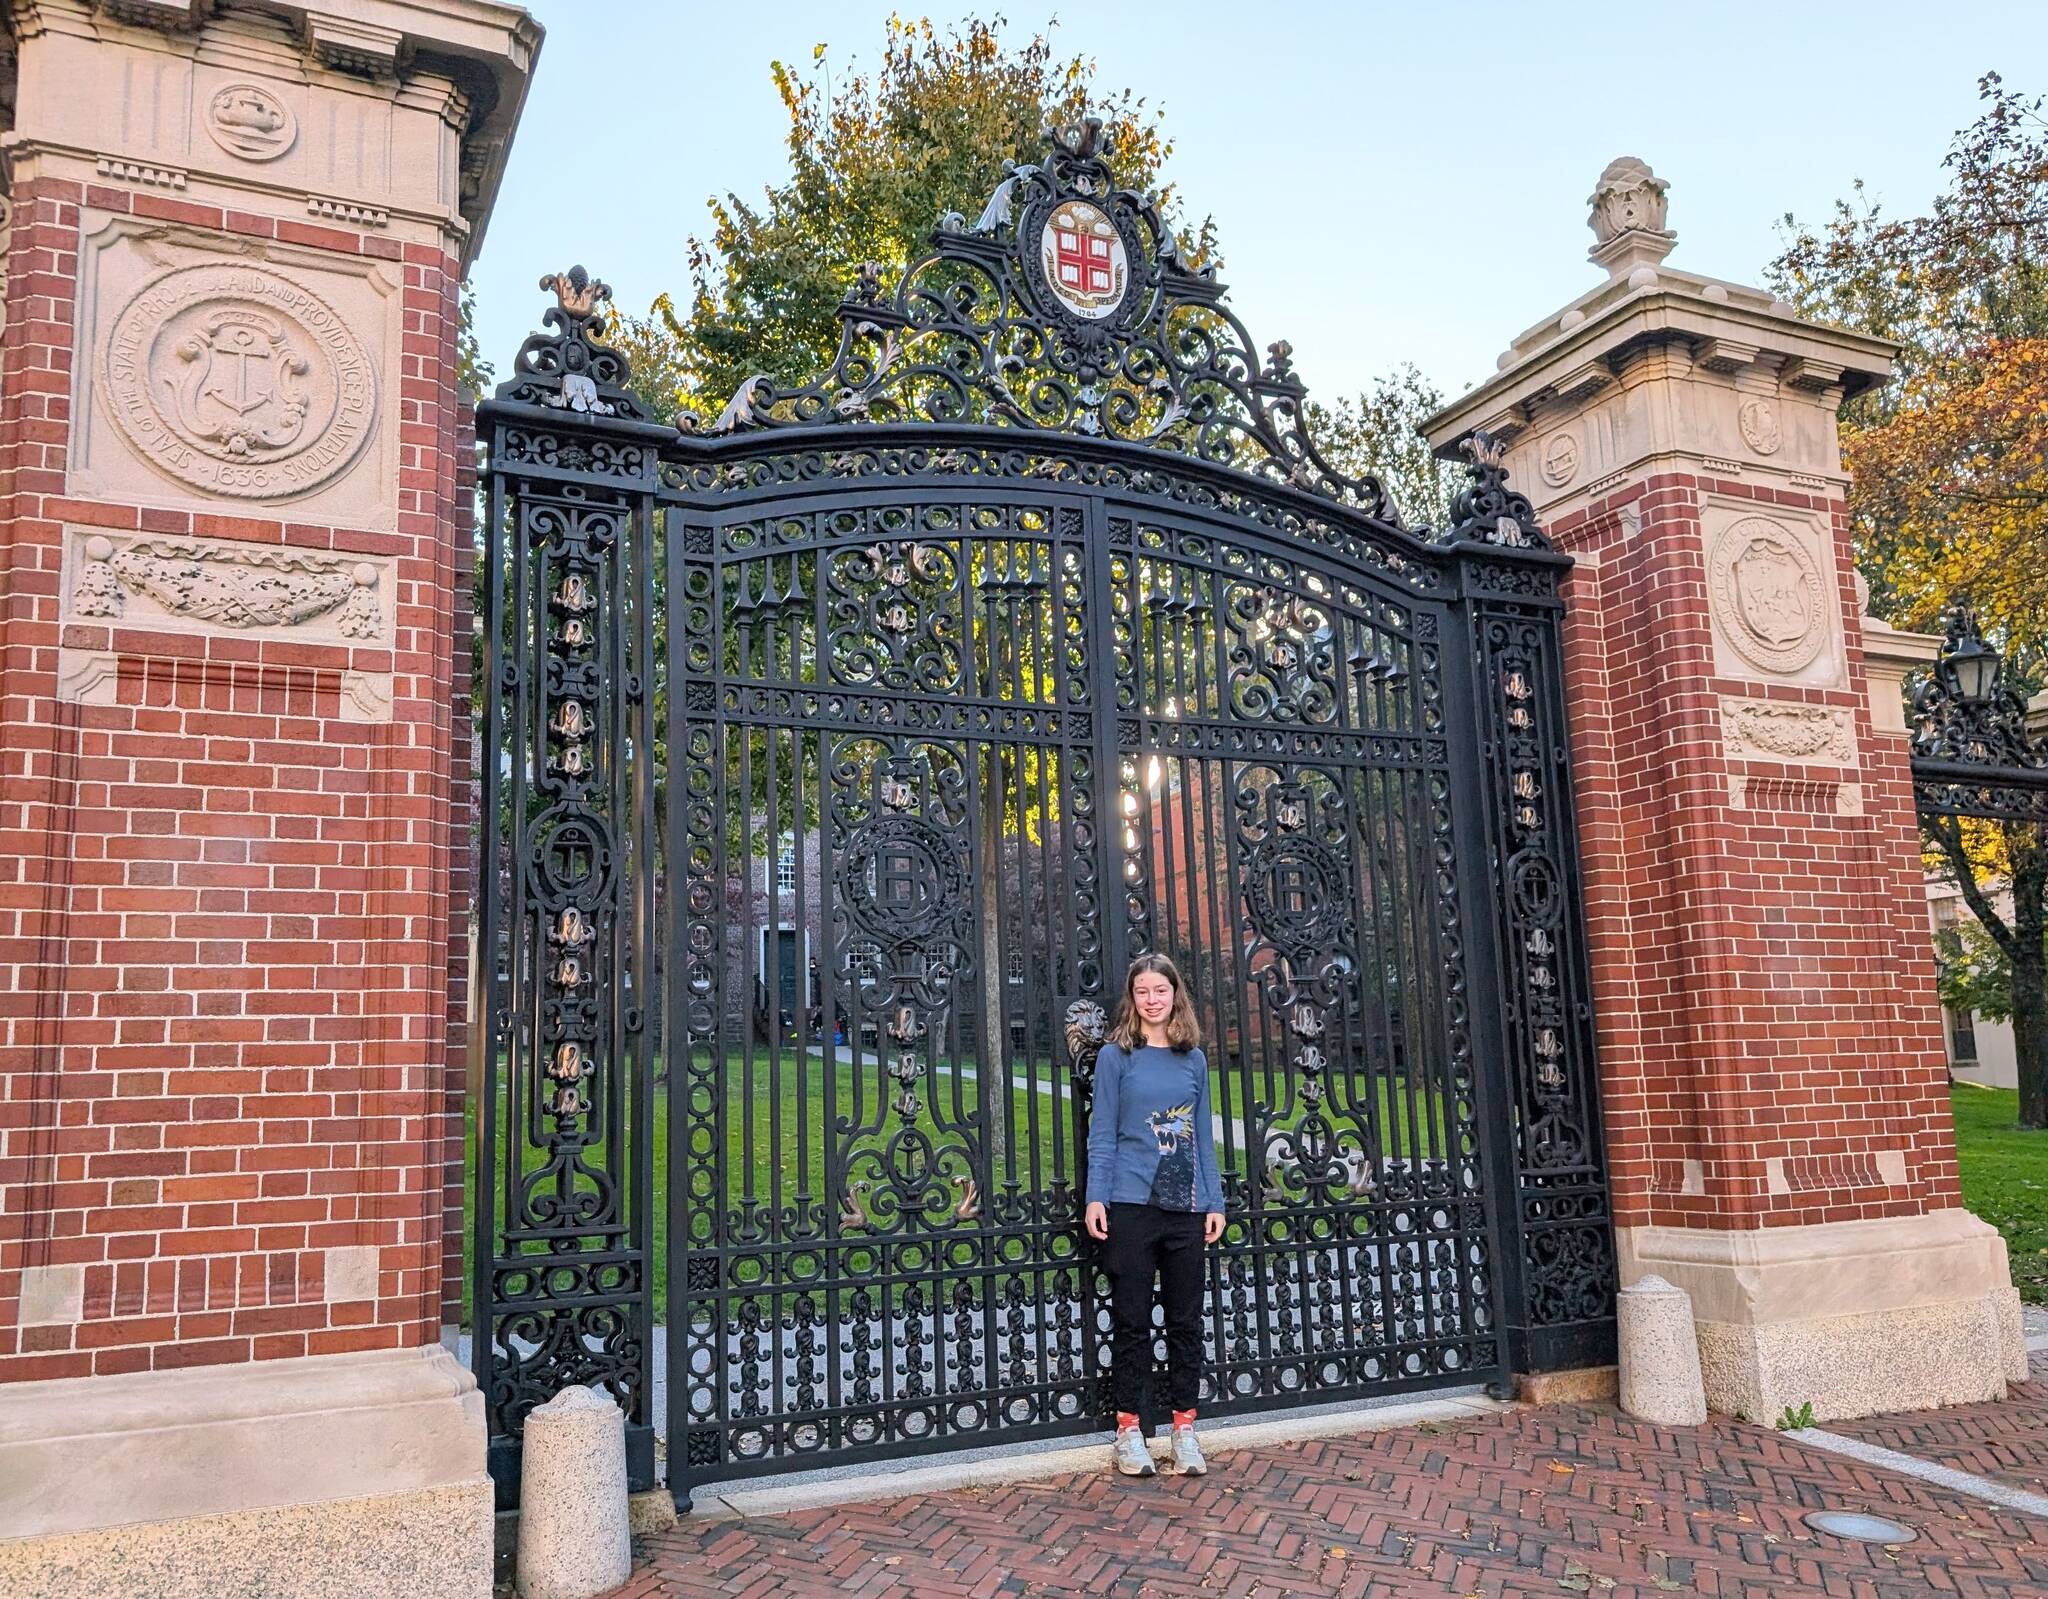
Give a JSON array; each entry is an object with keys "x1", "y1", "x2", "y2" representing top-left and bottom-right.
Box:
[{"x1": 171, "y1": 310, "x2": 312, "y2": 458}]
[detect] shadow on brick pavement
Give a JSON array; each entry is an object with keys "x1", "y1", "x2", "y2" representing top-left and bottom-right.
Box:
[
  {"x1": 606, "y1": 1393, "x2": 2048, "y2": 1598},
  {"x1": 1822, "y1": 1349, "x2": 2048, "y2": 1501}
]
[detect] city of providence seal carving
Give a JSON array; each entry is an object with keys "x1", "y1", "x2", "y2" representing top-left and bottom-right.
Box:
[
  {"x1": 101, "y1": 262, "x2": 376, "y2": 501},
  {"x1": 1708, "y1": 516, "x2": 1829, "y2": 674}
]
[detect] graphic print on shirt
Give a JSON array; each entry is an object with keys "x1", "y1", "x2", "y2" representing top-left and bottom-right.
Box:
[{"x1": 1146, "y1": 1102, "x2": 1196, "y2": 1209}]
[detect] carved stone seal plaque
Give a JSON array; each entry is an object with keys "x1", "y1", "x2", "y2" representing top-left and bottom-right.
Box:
[
  {"x1": 1708, "y1": 516, "x2": 1828, "y2": 675},
  {"x1": 206, "y1": 83, "x2": 296, "y2": 161},
  {"x1": 1540, "y1": 431, "x2": 1580, "y2": 487},
  {"x1": 101, "y1": 263, "x2": 377, "y2": 501},
  {"x1": 1738, "y1": 397, "x2": 1782, "y2": 456}
]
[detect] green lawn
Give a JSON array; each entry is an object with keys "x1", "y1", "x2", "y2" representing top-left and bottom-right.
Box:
[
  {"x1": 1952, "y1": 1084, "x2": 2048, "y2": 1306},
  {"x1": 465, "y1": 1052, "x2": 1452, "y2": 1320}
]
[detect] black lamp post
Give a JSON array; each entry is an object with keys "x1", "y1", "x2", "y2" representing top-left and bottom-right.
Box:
[{"x1": 1941, "y1": 609, "x2": 2002, "y2": 707}]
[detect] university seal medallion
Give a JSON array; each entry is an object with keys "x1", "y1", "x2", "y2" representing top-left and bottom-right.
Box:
[{"x1": 1039, "y1": 198, "x2": 1128, "y2": 321}]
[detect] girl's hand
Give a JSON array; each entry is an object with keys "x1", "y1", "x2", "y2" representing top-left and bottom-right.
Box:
[
  {"x1": 1204, "y1": 1211, "x2": 1225, "y2": 1245},
  {"x1": 1085, "y1": 1201, "x2": 1109, "y2": 1240}
]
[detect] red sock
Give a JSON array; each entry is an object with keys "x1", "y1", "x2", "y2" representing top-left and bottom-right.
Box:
[
  {"x1": 1172, "y1": 1409, "x2": 1197, "y2": 1430},
  {"x1": 1116, "y1": 1411, "x2": 1141, "y2": 1434}
]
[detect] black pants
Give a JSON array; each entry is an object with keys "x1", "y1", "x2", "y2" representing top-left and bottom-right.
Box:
[{"x1": 1100, "y1": 1202, "x2": 1206, "y2": 1415}]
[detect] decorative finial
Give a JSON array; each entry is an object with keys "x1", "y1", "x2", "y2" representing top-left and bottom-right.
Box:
[
  {"x1": 1045, "y1": 115, "x2": 1107, "y2": 162},
  {"x1": 492, "y1": 267, "x2": 646, "y2": 420},
  {"x1": 1462, "y1": 431, "x2": 1508, "y2": 470},
  {"x1": 1586, "y1": 157, "x2": 1676, "y2": 281},
  {"x1": 540, "y1": 266, "x2": 610, "y2": 320},
  {"x1": 1447, "y1": 431, "x2": 1546, "y2": 550},
  {"x1": 847, "y1": 261, "x2": 888, "y2": 308}
]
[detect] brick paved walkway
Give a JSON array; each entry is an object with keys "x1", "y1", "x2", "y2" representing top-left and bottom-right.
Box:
[
  {"x1": 1824, "y1": 1350, "x2": 2048, "y2": 1501},
  {"x1": 612, "y1": 1394, "x2": 2048, "y2": 1598}
]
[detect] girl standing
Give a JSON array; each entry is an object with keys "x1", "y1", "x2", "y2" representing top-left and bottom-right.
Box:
[{"x1": 1083, "y1": 954, "x2": 1225, "y2": 1476}]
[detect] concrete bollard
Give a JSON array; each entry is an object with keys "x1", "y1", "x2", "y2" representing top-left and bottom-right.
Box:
[
  {"x1": 517, "y1": 1384, "x2": 633, "y2": 1599},
  {"x1": 1617, "y1": 1274, "x2": 1707, "y2": 1426}
]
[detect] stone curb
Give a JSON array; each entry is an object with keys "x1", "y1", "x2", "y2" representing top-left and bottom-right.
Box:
[{"x1": 686, "y1": 1394, "x2": 1507, "y2": 1519}]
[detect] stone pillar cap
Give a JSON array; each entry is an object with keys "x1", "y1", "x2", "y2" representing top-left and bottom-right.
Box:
[
  {"x1": 1620, "y1": 1273, "x2": 1686, "y2": 1297},
  {"x1": 1424, "y1": 156, "x2": 1898, "y2": 456}
]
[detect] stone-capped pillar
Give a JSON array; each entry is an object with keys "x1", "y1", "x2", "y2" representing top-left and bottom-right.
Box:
[
  {"x1": 0, "y1": 2, "x2": 538, "y2": 1593},
  {"x1": 1426, "y1": 159, "x2": 2025, "y2": 1421}
]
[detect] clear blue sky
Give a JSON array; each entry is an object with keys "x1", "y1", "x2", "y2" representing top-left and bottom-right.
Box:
[{"x1": 470, "y1": 2, "x2": 2048, "y2": 409}]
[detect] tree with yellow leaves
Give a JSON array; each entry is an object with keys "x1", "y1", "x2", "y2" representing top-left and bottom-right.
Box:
[
  {"x1": 606, "y1": 16, "x2": 1204, "y2": 425},
  {"x1": 1771, "y1": 74, "x2": 2048, "y2": 1129}
]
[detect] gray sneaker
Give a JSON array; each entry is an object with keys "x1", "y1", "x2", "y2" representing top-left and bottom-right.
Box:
[
  {"x1": 1112, "y1": 1427, "x2": 1156, "y2": 1477},
  {"x1": 1169, "y1": 1425, "x2": 1207, "y2": 1475}
]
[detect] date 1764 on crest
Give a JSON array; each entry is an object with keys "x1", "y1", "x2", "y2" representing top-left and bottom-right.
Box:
[{"x1": 1040, "y1": 197, "x2": 1128, "y2": 320}]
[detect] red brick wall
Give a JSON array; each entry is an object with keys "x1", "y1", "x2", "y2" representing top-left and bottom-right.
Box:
[
  {"x1": 440, "y1": 394, "x2": 477, "y2": 1331},
  {"x1": 0, "y1": 177, "x2": 470, "y2": 1380},
  {"x1": 1551, "y1": 469, "x2": 1957, "y2": 1236}
]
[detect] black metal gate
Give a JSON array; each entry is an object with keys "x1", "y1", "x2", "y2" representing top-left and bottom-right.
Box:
[{"x1": 474, "y1": 123, "x2": 1615, "y2": 1506}]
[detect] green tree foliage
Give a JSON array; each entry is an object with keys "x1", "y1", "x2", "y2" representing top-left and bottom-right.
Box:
[
  {"x1": 1766, "y1": 73, "x2": 2048, "y2": 647},
  {"x1": 1309, "y1": 364, "x2": 1459, "y2": 532},
  {"x1": 458, "y1": 279, "x2": 494, "y2": 399},
  {"x1": 1935, "y1": 911, "x2": 2048, "y2": 1026},
  {"x1": 610, "y1": 16, "x2": 1201, "y2": 423},
  {"x1": 1769, "y1": 75, "x2": 2048, "y2": 1128}
]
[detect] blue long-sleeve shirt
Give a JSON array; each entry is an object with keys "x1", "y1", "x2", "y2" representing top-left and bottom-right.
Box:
[{"x1": 1085, "y1": 1041, "x2": 1224, "y2": 1213}]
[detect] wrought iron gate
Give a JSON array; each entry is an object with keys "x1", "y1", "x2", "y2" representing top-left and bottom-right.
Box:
[{"x1": 474, "y1": 123, "x2": 1615, "y2": 1506}]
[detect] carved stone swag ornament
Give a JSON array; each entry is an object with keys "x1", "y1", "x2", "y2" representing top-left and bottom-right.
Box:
[{"x1": 71, "y1": 533, "x2": 384, "y2": 638}]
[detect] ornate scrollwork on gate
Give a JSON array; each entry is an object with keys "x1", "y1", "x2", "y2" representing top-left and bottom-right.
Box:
[
  {"x1": 1238, "y1": 772, "x2": 1370, "y2": 1196},
  {"x1": 477, "y1": 477, "x2": 655, "y2": 1485},
  {"x1": 1225, "y1": 585, "x2": 1340, "y2": 724},
  {"x1": 831, "y1": 744, "x2": 981, "y2": 1231},
  {"x1": 706, "y1": 120, "x2": 1403, "y2": 521},
  {"x1": 1467, "y1": 548, "x2": 1616, "y2": 1358},
  {"x1": 827, "y1": 538, "x2": 966, "y2": 693}
]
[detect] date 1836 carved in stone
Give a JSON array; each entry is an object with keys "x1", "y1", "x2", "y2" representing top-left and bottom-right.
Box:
[{"x1": 101, "y1": 262, "x2": 377, "y2": 502}]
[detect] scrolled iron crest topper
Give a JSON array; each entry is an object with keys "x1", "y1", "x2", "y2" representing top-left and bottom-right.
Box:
[
  {"x1": 1445, "y1": 430, "x2": 1549, "y2": 551},
  {"x1": 487, "y1": 132, "x2": 1553, "y2": 543},
  {"x1": 704, "y1": 117, "x2": 1407, "y2": 521},
  {"x1": 493, "y1": 265, "x2": 650, "y2": 420}
]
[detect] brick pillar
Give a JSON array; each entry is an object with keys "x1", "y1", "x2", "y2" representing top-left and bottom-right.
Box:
[
  {"x1": 0, "y1": 4, "x2": 538, "y2": 1593},
  {"x1": 1427, "y1": 158, "x2": 2027, "y2": 1422}
]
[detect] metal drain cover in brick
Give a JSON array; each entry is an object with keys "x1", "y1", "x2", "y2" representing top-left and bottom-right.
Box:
[{"x1": 1804, "y1": 1511, "x2": 1918, "y2": 1544}]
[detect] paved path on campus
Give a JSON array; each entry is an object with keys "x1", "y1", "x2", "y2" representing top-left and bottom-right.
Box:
[
  {"x1": 608, "y1": 1358, "x2": 2048, "y2": 1598},
  {"x1": 1819, "y1": 1348, "x2": 2048, "y2": 1503}
]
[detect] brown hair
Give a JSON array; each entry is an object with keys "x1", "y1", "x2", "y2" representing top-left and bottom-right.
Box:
[{"x1": 1107, "y1": 953, "x2": 1202, "y2": 1053}]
